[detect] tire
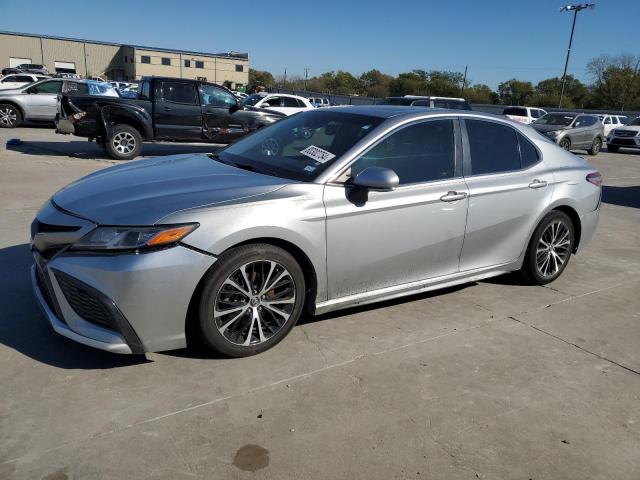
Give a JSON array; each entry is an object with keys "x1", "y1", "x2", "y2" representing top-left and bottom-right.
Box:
[
  {"x1": 105, "y1": 124, "x2": 142, "y2": 160},
  {"x1": 519, "y1": 210, "x2": 574, "y2": 285},
  {"x1": 587, "y1": 137, "x2": 602, "y2": 156},
  {"x1": 198, "y1": 244, "x2": 306, "y2": 357},
  {"x1": 607, "y1": 145, "x2": 619, "y2": 153},
  {"x1": 558, "y1": 137, "x2": 571, "y2": 151},
  {"x1": 0, "y1": 103, "x2": 22, "y2": 128}
]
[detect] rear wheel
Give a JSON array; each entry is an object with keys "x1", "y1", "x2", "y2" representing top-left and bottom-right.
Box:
[
  {"x1": 587, "y1": 137, "x2": 602, "y2": 156},
  {"x1": 558, "y1": 137, "x2": 571, "y2": 151},
  {"x1": 607, "y1": 144, "x2": 619, "y2": 153},
  {"x1": 105, "y1": 124, "x2": 142, "y2": 160},
  {"x1": 0, "y1": 104, "x2": 22, "y2": 128},
  {"x1": 198, "y1": 244, "x2": 306, "y2": 357},
  {"x1": 520, "y1": 211, "x2": 574, "y2": 285}
]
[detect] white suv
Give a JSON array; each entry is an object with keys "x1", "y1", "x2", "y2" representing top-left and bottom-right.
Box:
[
  {"x1": 606, "y1": 116, "x2": 640, "y2": 153},
  {"x1": 0, "y1": 73, "x2": 49, "y2": 90},
  {"x1": 503, "y1": 106, "x2": 547, "y2": 124},
  {"x1": 597, "y1": 114, "x2": 628, "y2": 137}
]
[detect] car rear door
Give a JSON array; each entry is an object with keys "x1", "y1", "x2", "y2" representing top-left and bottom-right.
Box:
[
  {"x1": 459, "y1": 118, "x2": 554, "y2": 271},
  {"x1": 23, "y1": 80, "x2": 63, "y2": 119},
  {"x1": 199, "y1": 83, "x2": 247, "y2": 142},
  {"x1": 324, "y1": 117, "x2": 469, "y2": 299},
  {"x1": 154, "y1": 81, "x2": 202, "y2": 140}
]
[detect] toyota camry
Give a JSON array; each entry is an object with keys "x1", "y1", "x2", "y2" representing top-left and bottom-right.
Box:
[{"x1": 31, "y1": 106, "x2": 602, "y2": 357}]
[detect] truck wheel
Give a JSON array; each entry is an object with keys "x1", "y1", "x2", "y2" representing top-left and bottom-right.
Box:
[
  {"x1": 106, "y1": 125, "x2": 142, "y2": 160},
  {"x1": 0, "y1": 104, "x2": 22, "y2": 128}
]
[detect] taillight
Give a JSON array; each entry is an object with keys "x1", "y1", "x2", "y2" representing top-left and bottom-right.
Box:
[
  {"x1": 586, "y1": 171, "x2": 603, "y2": 186},
  {"x1": 71, "y1": 111, "x2": 86, "y2": 122}
]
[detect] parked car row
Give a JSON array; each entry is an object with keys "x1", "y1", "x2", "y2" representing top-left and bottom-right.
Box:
[{"x1": 2, "y1": 63, "x2": 50, "y2": 76}]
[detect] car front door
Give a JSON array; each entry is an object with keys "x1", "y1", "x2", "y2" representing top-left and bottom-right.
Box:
[
  {"x1": 154, "y1": 81, "x2": 202, "y2": 140},
  {"x1": 200, "y1": 84, "x2": 247, "y2": 142},
  {"x1": 324, "y1": 117, "x2": 469, "y2": 299},
  {"x1": 23, "y1": 80, "x2": 63, "y2": 119},
  {"x1": 459, "y1": 118, "x2": 554, "y2": 271},
  {"x1": 571, "y1": 115, "x2": 591, "y2": 147}
]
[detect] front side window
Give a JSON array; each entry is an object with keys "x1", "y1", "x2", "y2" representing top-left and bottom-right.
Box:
[
  {"x1": 219, "y1": 110, "x2": 383, "y2": 181},
  {"x1": 28, "y1": 81, "x2": 63, "y2": 94},
  {"x1": 141, "y1": 55, "x2": 151, "y2": 64},
  {"x1": 264, "y1": 96, "x2": 281, "y2": 107},
  {"x1": 282, "y1": 97, "x2": 300, "y2": 108},
  {"x1": 161, "y1": 82, "x2": 197, "y2": 104},
  {"x1": 465, "y1": 119, "x2": 520, "y2": 175},
  {"x1": 200, "y1": 84, "x2": 236, "y2": 108},
  {"x1": 242, "y1": 94, "x2": 264, "y2": 106},
  {"x1": 350, "y1": 119, "x2": 455, "y2": 185},
  {"x1": 161, "y1": 57, "x2": 171, "y2": 66},
  {"x1": 604, "y1": 117, "x2": 611, "y2": 124}
]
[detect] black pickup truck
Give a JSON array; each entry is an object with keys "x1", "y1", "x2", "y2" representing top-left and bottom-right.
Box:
[{"x1": 56, "y1": 76, "x2": 285, "y2": 160}]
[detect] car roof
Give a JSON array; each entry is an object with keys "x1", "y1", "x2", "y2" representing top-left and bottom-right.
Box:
[
  {"x1": 402, "y1": 95, "x2": 467, "y2": 101},
  {"x1": 325, "y1": 105, "x2": 513, "y2": 123}
]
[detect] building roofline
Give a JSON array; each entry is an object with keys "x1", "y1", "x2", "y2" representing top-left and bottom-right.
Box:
[{"x1": 0, "y1": 30, "x2": 249, "y2": 60}]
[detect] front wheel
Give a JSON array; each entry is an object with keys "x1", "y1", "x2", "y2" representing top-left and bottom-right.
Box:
[
  {"x1": 0, "y1": 104, "x2": 22, "y2": 128},
  {"x1": 105, "y1": 124, "x2": 142, "y2": 160},
  {"x1": 520, "y1": 211, "x2": 574, "y2": 285},
  {"x1": 587, "y1": 137, "x2": 602, "y2": 156},
  {"x1": 198, "y1": 244, "x2": 306, "y2": 357}
]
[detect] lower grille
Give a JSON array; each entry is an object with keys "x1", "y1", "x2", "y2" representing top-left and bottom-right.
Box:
[
  {"x1": 56, "y1": 273, "x2": 115, "y2": 330},
  {"x1": 610, "y1": 138, "x2": 637, "y2": 146}
]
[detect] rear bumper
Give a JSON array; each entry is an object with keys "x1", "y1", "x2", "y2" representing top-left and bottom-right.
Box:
[{"x1": 577, "y1": 207, "x2": 600, "y2": 253}]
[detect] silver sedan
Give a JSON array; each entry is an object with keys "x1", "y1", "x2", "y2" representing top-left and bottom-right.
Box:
[{"x1": 31, "y1": 107, "x2": 602, "y2": 357}]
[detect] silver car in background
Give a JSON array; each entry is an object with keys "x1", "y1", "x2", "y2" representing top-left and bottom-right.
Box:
[
  {"x1": 31, "y1": 107, "x2": 602, "y2": 357},
  {"x1": 0, "y1": 79, "x2": 118, "y2": 128},
  {"x1": 531, "y1": 112, "x2": 605, "y2": 155}
]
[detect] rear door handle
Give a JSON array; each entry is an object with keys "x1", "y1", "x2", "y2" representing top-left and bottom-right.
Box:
[
  {"x1": 440, "y1": 191, "x2": 467, "y2": 202},
  {"x1": 528, "y1": 179, "x2": 548, "y2": 189}
]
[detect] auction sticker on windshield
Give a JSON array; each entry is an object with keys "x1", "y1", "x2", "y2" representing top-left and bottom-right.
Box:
[{"x1": 300, "y1": 145, "x2": 335, "y2": 164}]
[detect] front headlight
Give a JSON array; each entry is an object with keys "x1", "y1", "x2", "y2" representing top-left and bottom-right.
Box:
[
  {"x1": 71, "y1": 224, "x2": 198, "y2": 252},
  {"x1": 545, "y1": 130, "x2": 560, "y2": 138}
]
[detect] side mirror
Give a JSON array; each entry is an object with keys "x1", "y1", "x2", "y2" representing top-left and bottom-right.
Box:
[
  {"x1": 229, "y1": 102, "x2": 240, "y2": 113},
  {"x1": 352, "y1": 166, "x2": 399, "y2": 191}
]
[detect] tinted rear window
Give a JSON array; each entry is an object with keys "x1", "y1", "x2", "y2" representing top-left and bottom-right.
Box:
[{"x1": 503, "y1": 107, "x2": 528, "y2": 116}]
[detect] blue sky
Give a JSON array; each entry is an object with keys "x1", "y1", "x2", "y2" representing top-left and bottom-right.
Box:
[{"x1": 1, "y1": 0, "x2": 638, "y2": 88}]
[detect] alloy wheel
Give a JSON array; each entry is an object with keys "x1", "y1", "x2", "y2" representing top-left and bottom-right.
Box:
[
  {"x1": 213, "y1": 260, "x2": 296, "y2": 346},
  {"x1": 0, "y1": 107, "x2": 17, "y2": 127},
  {"x1": 112, "y1": 132, "x2": 136, "y2": 154},
  {"x1": 535, "y1": 220, "x2": 571, "y2": 277},
  {"x1": 592, "y1": 138, "x2": 601, "y2": 153}
]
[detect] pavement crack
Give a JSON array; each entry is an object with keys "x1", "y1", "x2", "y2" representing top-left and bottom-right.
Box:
[
  {"x1": 301, "y1": 326, "x2": 330, "y2": 365},
  {"x1": 507, "y1": 315, "x2": 640, "y2": 377}
]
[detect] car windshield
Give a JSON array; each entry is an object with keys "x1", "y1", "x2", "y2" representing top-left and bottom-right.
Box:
[
  {"x1": 534, "y1": 113, "x2": 576, "y2": 126},
  {"x1": 242, "y1": 94, "x2": 265, "y2": 106},
  {"x1": 628, "y1": 117, "x2": 640, "y2": 126},
  {"x1": 376, "y1": 98, "x2": 414, "y2": 106},
  {"x1": 217, "y1": 110, "x2": 384, "y2": 182},
  {"x1": 504, "y1": 107, "x2": 528, "y2": 116}
]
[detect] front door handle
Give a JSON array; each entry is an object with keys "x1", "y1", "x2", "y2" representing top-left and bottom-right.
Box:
[
  {"x1": 162, "y1": 107, "x2": 171, "y2": 112},
  {"x1": 440, "y1": 191, "x2": 467, "y2": 202},
  {"x1": 529, "y1": 179, "x2": 548, "y2": 189}
]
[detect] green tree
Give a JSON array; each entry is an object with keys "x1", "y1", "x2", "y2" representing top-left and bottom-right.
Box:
[
  {"x1": 248, "y1": 69, "x2": 275, "y2": 90},
  {"x1": 426, "y1": 70, "x2": 465, "y2": 97},
  {"x1": 529, "y1": 75, "x2": 588, "y2": 108},
  {"x1": 465, "y1": 84, "x2": 498, "y2": 104},
  {"x1": 586, "y1": 54, "x2": 640, "y2": 110},
  {"x1": 359, "y1": 69, "x2": 393, "y2": 98},
  {"x1": 497, "y1": 79, "x2": 534, "y2": 105},
  {"x1": 389, "y1": 71, "x2": 427, "y2": 96}
]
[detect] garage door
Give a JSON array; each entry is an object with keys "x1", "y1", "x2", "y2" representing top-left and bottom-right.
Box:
[
  {"x1": 54, "y1": 61, "x2": 76, "y2": 74},
  {"x1": 9, "y1": 57, "x2": 32, "y2": 68}
]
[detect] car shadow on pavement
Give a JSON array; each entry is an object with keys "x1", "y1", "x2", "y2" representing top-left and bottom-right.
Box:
[
  {"x1": 0, "y1": 243, "x2": 150, "y2": 369},
  {"x1": 602, "y1": 185, "x2": 640, "y2": 209},
  {"x1": 5, "y1": 140, "x2": 223, "y2": 160}
]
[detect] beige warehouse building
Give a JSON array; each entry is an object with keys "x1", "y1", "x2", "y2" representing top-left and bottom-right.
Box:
[{"x1": 0, "y1": 31, "x2": 249, "y2": 90}]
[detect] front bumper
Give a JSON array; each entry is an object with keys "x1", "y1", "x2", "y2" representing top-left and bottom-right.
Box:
[
  {"x1": 31, "y1": 245, "x2": 216, "y2": 354},
  {"x1": 607, "y1": 136, "x2": 640, "y2": 148}
]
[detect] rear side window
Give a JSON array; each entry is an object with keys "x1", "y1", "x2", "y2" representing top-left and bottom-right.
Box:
[
  {"x1": 161, "y1": 82, "x2": 197, "y2": 104},
  {"x1": 465, "y1": 120, "x2": 520, "y2": 175},
  {"x1": 351, "y1": 119, "x2": 455, "y2": 185},
  {"x1": 518, "y1": 132, "x2": 540, "y2": 168}
]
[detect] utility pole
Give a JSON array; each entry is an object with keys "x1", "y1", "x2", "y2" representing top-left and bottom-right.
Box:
[
  {"x1": 461, "y1": 65, "x2": 468, "y2": 95},
  {"x1": 304, "y1": 67, "x2": 310, "y2": 91},
  {"x1": 559, "y1": 3, "x2": 595, "y2": 108},
  {"x1": 283, "y1": 68, "x2": 287, "y2": 88}
]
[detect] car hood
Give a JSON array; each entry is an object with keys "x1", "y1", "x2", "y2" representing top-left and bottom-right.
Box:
[
  {"x1": 613, "y1": 125, "x2": 640, "y2": 133},
  {"x1": 53, "y1": 154, "x2": 290, "y2": 225},
  {"x1": 531, "y1": 124, "x2": 569, "y2": 133}
]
